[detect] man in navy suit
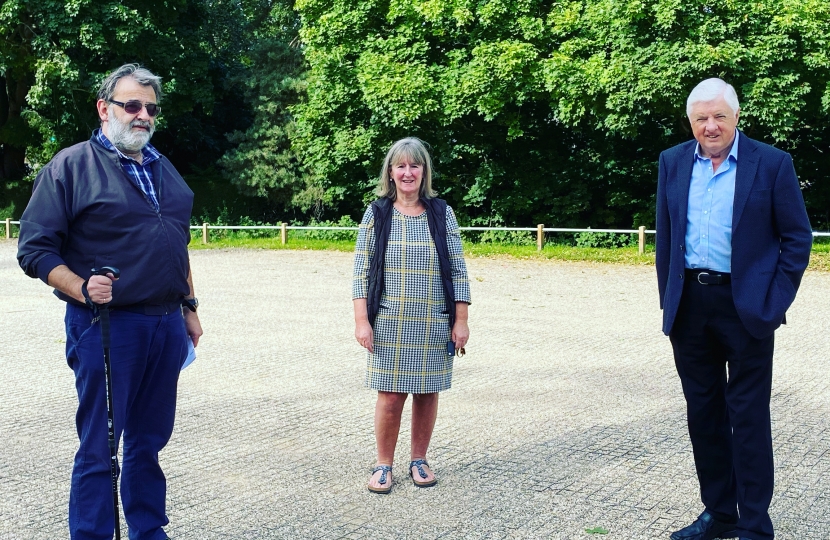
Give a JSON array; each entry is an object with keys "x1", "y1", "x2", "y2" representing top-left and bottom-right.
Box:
[{"x1": 656, "y1": 78, "x2": 812, "y2": 540}]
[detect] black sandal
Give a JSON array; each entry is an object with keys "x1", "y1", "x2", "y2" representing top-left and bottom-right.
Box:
[
  {"x1": 367, "y1": 464, "x2": 393, "y2": 494},
  {"x1": 409, "y1": 459, "x2": 437, "y2": 488}
]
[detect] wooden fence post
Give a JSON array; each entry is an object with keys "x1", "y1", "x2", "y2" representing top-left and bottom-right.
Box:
[
  {"x1": 5, "y1": 218, "x2": 10, "y2": 239},
  {"x1": 202, "y1": 223, "x2": 209, "y2": 244},
  {"x1": 281, "y1": 222, "x2": 287, "y2": 245},
  {"x1": 638, "y1": 226, "x2": 645, "y2": 255},
  {"x1": 537, "y1": 224, "x2": 545, "y2": 251}
]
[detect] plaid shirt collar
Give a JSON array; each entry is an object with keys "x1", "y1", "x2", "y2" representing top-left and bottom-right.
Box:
[
  {"x1": 94, "y1": 128, "x2": 162, "y2": 211},
  {"x1": 95, "y1": 128, "x2": 161, "y2": 164}
]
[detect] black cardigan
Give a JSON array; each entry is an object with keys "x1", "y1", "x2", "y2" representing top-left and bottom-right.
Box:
[{"x1": 366, "y1": 196, "x2": 456, "y2": 329}]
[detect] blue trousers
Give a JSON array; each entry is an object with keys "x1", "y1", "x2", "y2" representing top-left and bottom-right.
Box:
[{"x1": 65, "y1": 304, "x2": 186, "y2": 540}]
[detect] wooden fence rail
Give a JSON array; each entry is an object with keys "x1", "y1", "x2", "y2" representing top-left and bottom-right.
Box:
[
  {"x1": 190, "y1": 223, "x2": 830, "y2": 255},
  {"x1": 2, "y1": 220, "x2": 828, "y2": 255},
  {"x1": 193, "y1": 223, "x2": 659, "y2": 251}
]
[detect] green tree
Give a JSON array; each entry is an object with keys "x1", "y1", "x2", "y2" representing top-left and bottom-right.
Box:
[
  {"x1": 293, "y1": 0, "x2": 830, "y2": 228},
  {"x1": 217, "y1": 0, "x2": 308, "y2": 219},
  {"x1": 0, "y1": 0, "x2": 252, "y2": 216}
]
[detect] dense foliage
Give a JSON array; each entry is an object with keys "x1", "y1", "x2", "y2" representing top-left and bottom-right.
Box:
[
  {"x1": 294, "y1": 0, "x2": 830, "y2": 228},
  {"x1": 216, "y1": 1, "x2": 308, "y2": 218},
  {"x1": 2, "y1": 0, "x2": 828, "y2": 228},
  {"x1": 0, "y1": 0, "x2": 264, "y2": 216}
]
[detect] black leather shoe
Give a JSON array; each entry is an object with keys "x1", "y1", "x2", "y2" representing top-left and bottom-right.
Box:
[{"x1": 670, "y1": 510, "x2": 737, "y2": 540}]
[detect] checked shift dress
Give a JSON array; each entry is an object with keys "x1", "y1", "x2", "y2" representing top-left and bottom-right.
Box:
[{"x1": 353, "y1": 203, "x2": 471, "y2": 393}]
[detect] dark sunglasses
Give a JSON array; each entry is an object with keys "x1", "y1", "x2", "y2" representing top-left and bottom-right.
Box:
[{"x1": 109, "y1": 99, "x2": 161, "y2": 117}]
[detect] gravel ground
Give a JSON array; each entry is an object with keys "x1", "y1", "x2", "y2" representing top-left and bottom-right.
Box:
[{"x1": 1, "y1": 240, "x2": 828, "y2": 539}]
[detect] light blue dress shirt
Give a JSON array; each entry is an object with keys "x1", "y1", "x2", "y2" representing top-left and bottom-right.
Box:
[{"x1": 684, "y1": 130, "x2": 740, "y2": 273}]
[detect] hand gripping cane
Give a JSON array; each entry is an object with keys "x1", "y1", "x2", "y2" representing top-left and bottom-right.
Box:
[{"x1": 90, "y1": 266, "x2": 122, "y2": 540}]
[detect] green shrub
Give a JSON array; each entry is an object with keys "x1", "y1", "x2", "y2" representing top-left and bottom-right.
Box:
[
  {"x1": 574, "y1": 231, "x2": 638, "y2": 249},
  {"x1": 462, "y1": 229, "x2": 536, "y2": 246},
  {"x1": 293, "y1": 215, "x2": 358, "y2": 241}
]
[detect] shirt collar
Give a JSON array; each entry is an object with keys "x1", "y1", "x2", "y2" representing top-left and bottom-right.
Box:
[
  {"x1": 694, "y1": 129, "x2": 740, "y2": 162},
  {"x1": 95, "y1": 128, "x2": 161, "y2": 163}
]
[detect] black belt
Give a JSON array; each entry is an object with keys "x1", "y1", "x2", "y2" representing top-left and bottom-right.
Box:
[
  {"x1": 686, "y1": 269, "x2": 731, "y2": 285},
  {"x1": 110, "y1": 301, "x2": 183, "y2": 315}
]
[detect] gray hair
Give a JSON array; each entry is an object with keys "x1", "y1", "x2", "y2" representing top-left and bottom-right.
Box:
[
  {"x1": 97, "y1": 64, "x2": 163, "y2": 102},
  {"x1": 376, "y1": 137, "x2": 437, "y2": 200},
  {"x1": 686, "y1": 78, "x2": 739, "y2": 116}
]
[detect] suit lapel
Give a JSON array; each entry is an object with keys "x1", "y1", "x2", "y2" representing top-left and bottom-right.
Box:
[
  {"x1": 732, "y1": 132, "x2": 759, "y2": 232},
  {"x1": 672, "y1": 142, "x2": 695, "y2": 237}
]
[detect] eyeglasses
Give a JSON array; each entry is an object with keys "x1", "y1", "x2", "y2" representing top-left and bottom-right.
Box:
[{"x1": 109, "y1": 99, "x2": 161, "y2": 117}]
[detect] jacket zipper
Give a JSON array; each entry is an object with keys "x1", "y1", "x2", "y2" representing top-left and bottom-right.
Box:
[{"x1": 114, "y1": 152, "x2": 181, "y2": 303}]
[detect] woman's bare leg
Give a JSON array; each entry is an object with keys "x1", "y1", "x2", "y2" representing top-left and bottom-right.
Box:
[
  {"x1": 368, "y1": 391, "x2": 408, "y2": 490},
  {"x1": 410, "y1": 392, "x2": 439, "y2": 483}
]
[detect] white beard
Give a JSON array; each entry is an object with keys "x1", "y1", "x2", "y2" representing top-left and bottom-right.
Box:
[{"x1": 107, "y1": 114, "x2": 154, "y2": 153}]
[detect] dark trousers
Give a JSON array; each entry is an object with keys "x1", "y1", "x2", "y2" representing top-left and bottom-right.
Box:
[
  {"x1": 669, "y1": 276, "x2": 775, "y2": 540},
  {"x1": 65, "y1": 304, "x2": 186, "y2": 540}
]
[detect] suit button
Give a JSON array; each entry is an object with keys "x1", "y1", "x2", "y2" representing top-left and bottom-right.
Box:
[
  {"x1": 679, "y1": 273, "x2": 683, "y2": 279},
  {"x1": 680, "y1": 245, "x2": 684, "y2": 251}
]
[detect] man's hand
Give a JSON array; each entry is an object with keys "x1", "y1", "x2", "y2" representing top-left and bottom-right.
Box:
[
  {"x1": 182, "y1": 265, "x2": 203, "y2": 346},
  {"x1": 184, "y1": 310, "x2": 203, "y2": 347},
  {"x1": 47, "y1": 265, "x2": 118, "y2": 305},
  {"x1": 85, "y1": 273, "x2": 118, "y2": 304}
]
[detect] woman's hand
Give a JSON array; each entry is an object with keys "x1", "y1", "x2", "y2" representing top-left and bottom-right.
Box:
[
  {"x1": 353, "y1": 298, "x2": 374, "y2": 353},
  {"x1": 452, "y1": 301, "x2": 470, "y2": 351},
  {"x1": 355, "y1": 320, "x2": 374, "y2": 353},
  {"x1": 452, "y1": 319, "x2": 469, "y2": 351}
]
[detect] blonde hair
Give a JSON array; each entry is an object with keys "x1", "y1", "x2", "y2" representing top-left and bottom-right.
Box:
[{"x1": 376, "y1": 137, "x2": 437, "y2": 200}]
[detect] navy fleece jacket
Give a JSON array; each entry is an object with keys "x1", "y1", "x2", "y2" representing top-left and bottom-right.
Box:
[{"x1": 17, "y1": 133, "x2": 194, "y2": 307}]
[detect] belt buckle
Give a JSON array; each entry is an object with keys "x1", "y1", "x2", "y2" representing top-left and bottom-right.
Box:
[{"x1": 697, "y1": 272, "x2": 710, "y2": 285}]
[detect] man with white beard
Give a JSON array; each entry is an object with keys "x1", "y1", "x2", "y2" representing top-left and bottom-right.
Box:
[{"x1": 17, "y1": 64, "x2": 202, "y2": 540}]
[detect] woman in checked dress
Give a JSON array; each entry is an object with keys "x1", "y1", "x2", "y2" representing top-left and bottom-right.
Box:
[{"x1": 353, "y1": 137, "x2": 471, "y2": 494}]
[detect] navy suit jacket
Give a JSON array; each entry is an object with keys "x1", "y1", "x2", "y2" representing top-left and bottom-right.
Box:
[{"x1": 656, "y1": 131, "x2": 813, "y2": 339}]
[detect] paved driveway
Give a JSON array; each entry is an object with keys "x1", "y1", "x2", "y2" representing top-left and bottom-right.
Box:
[{"x1": 1, "y1": 241, "x2": 828, "y2": 539}]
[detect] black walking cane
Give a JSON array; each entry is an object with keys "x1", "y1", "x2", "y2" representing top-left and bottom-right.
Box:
[{"x1": 89, "y1": 266, "x2": 122, "y2": 540}]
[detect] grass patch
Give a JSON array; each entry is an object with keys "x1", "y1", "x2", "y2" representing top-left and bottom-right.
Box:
[
  {"x1": 464, "y1": 242, "x2": 656, "y2": 265},
  {"x1": 189, "y1": 233, "x2": 830, "y2": 271},
  {"x1": 190, "y1": 233, "x2": 657, "y2": 264},
  {"x1": 810, "y1": 241, "x2": 830, "y2": 272},
  {"x1": 189, "y1": 236, "x2": 356, "y2": 252}
]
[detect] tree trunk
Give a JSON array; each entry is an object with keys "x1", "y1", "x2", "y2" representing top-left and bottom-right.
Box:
[
  {"x1": 0, "y1": 75, "x2": 8, "y2": 128},
  {"x1": 0, "y1": 20, "x2": 35, "y2": 183},
  {"x1": 0, "y1": 75, "x2": 7, "y2": 181},
  {"x1": 1, "y1": 73, "x2": 30, "y2": 181}
]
